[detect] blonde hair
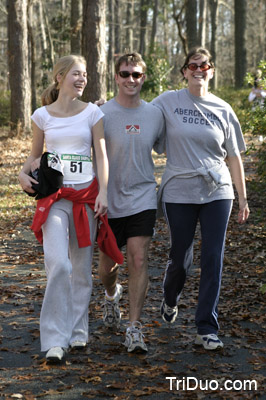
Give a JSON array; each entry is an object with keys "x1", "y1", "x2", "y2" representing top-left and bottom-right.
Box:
[{"x1": 41, "y1": 55, "x2": 87, "y2": 105}]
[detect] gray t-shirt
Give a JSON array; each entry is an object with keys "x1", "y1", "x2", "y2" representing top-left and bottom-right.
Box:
[
  {"x1": 101, "y1": 98, "x2": 165, "y2": 218},
  {"x1": 152, "y1": 88, "x2": 246, "y2": 204}
]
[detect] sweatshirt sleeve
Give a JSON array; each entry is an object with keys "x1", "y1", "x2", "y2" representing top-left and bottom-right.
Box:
[{"x1": 225, "y1": 108, "x2": 246, "y2": 156}]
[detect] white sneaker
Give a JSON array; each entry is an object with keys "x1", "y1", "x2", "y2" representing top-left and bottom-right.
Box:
[
  {"x1": 46, "y1": 346, "x2": 65, "y2": 362},
  {"x1": 103, "y1": 283, "x2": 123, "y2": 328},
  {"x1": 70, "y1": 341, "x2": 86, "y2": 350},
  {"x1": 195, "y1": 334, "x2": 224, "y2": 350},
  {"x1": 124, "y1": 321, "x2": 148, "y2": 353}
]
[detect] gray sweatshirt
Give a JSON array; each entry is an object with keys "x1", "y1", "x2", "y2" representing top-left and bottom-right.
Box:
[{"x1": 152, "y1": 88, "x2": 246, "y2": 206}]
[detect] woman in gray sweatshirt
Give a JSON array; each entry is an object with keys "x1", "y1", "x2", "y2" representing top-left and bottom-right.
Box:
[{"x1": 153, "y1": 47, "x2": 249, "y2": 350}]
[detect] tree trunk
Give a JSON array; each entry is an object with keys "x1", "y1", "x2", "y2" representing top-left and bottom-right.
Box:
[
  {"x1": 7, "y1": 0, "x2": 31, "y2": 133},
  {"x1": 209, "y1": 0, "x2": 219, "y2": 89},
  {"x1": 162, "y1": 0, "x2": 169, "y2": 58},
  {"x1": 107, "y1": 0, "x2": 115, "y2": 94},
  {"x1": 199, "y1": 0, "x2": 207, "y2": 47},
  {"x1": 38, "y1": 0, "x2": 47, "y2": 56},
  {"x1": 139, "y1": 0, "x2": 148, "y2": 56},
  {"x1": 234, "y1": 0, "x2": 247, "y2": 88},
  {"x1": 114, "y1": 0, "x2": 121, "y2": 55},
  {"x1": 185, "y1": 0, "x2": 198, "y2": 50},
  {"x1": 173, "y1": 2, "x2": 188, "y2": 56},
  {"x1": 82, "y1": 0, "x2": 107, "y2": 102},
  {"x1": 149, "y1": 0, "x2": 158, "y2": 54},
  {"x1": 60, "y1": 0, "x2": 67, "y2": 56},
  {"x1": 43, "y1": 2, "x2": 55, "y2": 68},
  {"x1": 71, "y1": 0, "x2": 82, "y2": 54},
  {"x1": 27, "y1": 2, "x2": 37, "y2": 112},
  {"x1": 126, "y1": 0, "x2": 134, "y2": 52},
  {"x1": 252, "y1": 0, "x2": 265, "y2": 63}
]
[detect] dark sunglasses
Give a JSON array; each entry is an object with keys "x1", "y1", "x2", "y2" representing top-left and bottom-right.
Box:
[
  {"x1": 118, "y1": 71, "x2": 144, "y2": 79},
  {"x1": 186, "y1": 62, "x2": 212, "y2": 71}
]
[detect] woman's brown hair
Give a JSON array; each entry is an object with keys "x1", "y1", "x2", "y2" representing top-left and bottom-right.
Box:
[{"x1": 180, "y1": 47, "x2": 215, "y2": 76}]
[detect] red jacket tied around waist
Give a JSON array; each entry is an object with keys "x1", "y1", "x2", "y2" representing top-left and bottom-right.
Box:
[{"x1": 31, "y1": 178, "x2": 123, "y2": 266}]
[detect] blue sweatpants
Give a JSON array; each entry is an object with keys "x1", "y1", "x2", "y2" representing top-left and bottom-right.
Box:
[{"x1": 163, "y1": 200, "x2": 232, "y2": 335}]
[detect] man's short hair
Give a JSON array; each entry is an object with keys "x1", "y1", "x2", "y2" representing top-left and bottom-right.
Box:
[{"x1": 115, "y1": 52, "x2": 146, "y2": 74}]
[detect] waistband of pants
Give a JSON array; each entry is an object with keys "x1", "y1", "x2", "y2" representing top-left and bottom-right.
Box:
[{"x1": 63, "y1": 180, "x2": 93, "y2": 190}]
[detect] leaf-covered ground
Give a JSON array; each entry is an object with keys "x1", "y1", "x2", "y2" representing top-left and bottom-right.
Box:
[{"x1": 0, "y1": 134, "x2": 265, "y2": 399}]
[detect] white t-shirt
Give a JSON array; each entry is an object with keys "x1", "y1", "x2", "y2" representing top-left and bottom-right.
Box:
[{"x1": 31, "y1": 103, "x2": 104, "y2": 184}]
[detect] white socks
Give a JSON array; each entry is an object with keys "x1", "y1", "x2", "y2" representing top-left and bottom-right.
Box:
[{"x1": 105, "y1": 285, "x2": 118, "y2": 301}]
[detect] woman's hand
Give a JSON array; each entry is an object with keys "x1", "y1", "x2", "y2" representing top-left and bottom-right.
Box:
[
  {"x1": 18, "y1": 171, "x2": 38, "y2": 194},
  {"x1": 94, "y1": 191, "x2": 108, "y2": 219},
  {"x1": 92, "y1": 118, "x2": 109, "y2": 219},
  {"x1": 226, "y1": 155, "x2": 249, "y2": 224},
  {"x1": 30, "y1": 157, "x2": 41, "y2": 171},
  {"x1": 238, "y1": 198, "x2": 250, "y2": 224},
  {"x1": 18, "y1": 122, "x2": 44, "y2": 194},
  {"x1": 94, "y1": 98, "x2": 106, "y2": 106}
]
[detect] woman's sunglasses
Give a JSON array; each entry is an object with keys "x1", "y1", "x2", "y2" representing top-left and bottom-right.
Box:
[
  {"x1": 118, "y1": 71, "x2": 144, "y2": 79},
  {"x1": 186, "y1": 62, "x2": 212, "y2": 71}
]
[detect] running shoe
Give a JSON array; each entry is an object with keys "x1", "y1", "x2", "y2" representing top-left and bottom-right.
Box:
[
  {"x1": 195, "y1": 333, "x2": 224, "y2": 350},
  {"x1": 160, "y1": 299, "x2": 178, "y2": 324},
  {"x1": 46, "y1": 346, "x2": 66, "y2": 363},
  {"x1": 103, "y1": 283, "x2": 123, "y2": 328},
  {"x1": 70, "y1": 341, "x2": 87, "y2": 350},
  {"x1": 124, "y1": 321, "x2": 148, "y2": 353}
]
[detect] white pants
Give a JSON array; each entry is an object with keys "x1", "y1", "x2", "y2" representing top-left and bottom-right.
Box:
[{"x1": 40, "y1": 182, "x2": 96, "y2": 351}]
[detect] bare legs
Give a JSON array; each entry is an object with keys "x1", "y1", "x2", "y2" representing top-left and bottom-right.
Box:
[{"x1": 98, "y1": 236, "x2": 151, "y2": 322}]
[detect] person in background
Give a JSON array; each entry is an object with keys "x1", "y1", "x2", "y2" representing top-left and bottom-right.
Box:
[
  {"x1": 254, "y1": 69, "x2": 262, "y2": 88},
  {"x1": 248, "y1": 69, "x2": 266, "y2": 109},
  {"x1": 18, "y1": 55, "x2": 110, "y2": 363},
  {"x1": 98, "y1": 52, "x2": 165, "y2": 353},
  {"x1": 153, "y1": 47, "x2": 249, "y2": 350}
]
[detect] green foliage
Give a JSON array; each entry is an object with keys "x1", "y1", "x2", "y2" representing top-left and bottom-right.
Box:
[
  {"x1": 50, "y1": 13, "x2": 71, "y2": 44},
  {"x1": 212, "y1": 87, "x2": 249, "y2": 114},
  {"x1": 257, "y1": 142, "x2": 266, "y2": 179},
  {"x1": 244, "y1": 61, "x2": 266, "y2": 178},
  {"x1": 142, "y1": 47, "x2": 173, "y2": 101},
  {"x1": 242, "y1": 106, "x2": 266, "y2": 137},
  {"x1": 0, "y1": 91, "x2": 10, "y2": 126},
  {"x1": 244, "y1": 59, "x2": 266, "y2": 88},
  {"x1": 106, "y1": 92, "x2": 115, "y2": 101},
  {"x1": 212, "y1": 87, "x2": 250, "y2": 128},
  {"x1": 261, "y1": 284, "x2": 266, "y2": 295},
  {"x1": 213, "y1": 84, "x2": 266, "y2": 179}
]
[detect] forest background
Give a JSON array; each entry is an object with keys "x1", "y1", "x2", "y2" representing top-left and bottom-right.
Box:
[
  {"x1": 1, "y1": 0, "x2": 265, "y2": 184},
  {"x1": 0, "y1": 0, "x2": 265, "y2": 131}
]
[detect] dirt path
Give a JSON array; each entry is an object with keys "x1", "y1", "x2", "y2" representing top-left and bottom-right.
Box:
[{"x1": 0, "y1": 135, "x2": 265, "y2": 399}]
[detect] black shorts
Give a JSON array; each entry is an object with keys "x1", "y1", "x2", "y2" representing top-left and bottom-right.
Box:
[{"x1": 108, "y1": 209, "x2": 156, "y2": 249}]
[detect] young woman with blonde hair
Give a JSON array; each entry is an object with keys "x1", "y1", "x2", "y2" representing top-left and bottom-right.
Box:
[{"x1": 19, "y1": 55, "x2": 111, "y2": 362}]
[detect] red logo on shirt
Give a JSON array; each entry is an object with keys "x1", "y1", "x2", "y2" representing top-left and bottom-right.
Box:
[{"x1": 125, "y1": 125, "x2": 140, "y2": 134}]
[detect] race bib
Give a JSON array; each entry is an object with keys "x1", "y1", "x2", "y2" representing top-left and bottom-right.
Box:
[{"x1": 60, "y1": 154, "x2": 94, "y2": 182}]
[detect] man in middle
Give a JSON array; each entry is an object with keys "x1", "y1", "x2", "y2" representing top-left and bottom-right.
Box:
[{"x1": 98, "y1": 52, "x2": 165, "y2": 353}]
